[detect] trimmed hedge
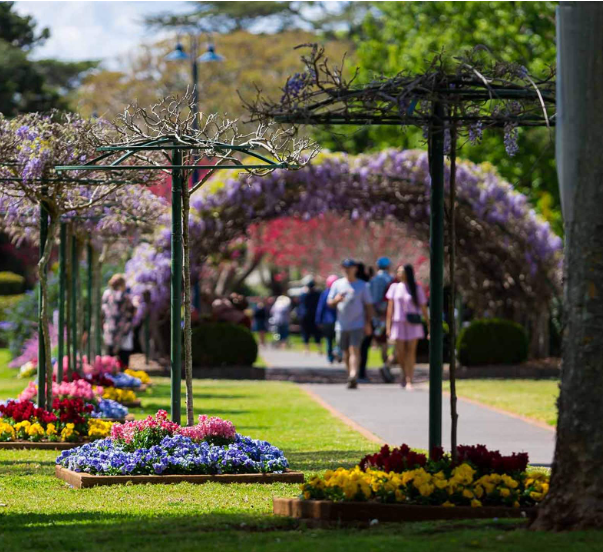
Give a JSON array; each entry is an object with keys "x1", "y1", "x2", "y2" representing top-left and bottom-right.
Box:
[
  {"x1": 0, "y1": 272, "x2": 25, "y2": 295},
  {"x1": 457, "y1": 318, "x2": 528, "y2": 366},
  {"x1": 191, "y1": 322, "x2": 258, "y2": 367}
]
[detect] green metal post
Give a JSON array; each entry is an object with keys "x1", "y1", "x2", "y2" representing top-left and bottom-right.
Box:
[
  {"x1": 71, "y1": 234, "x2": 78, "y2": 372},
  {"x1": 86, "y1": 240, "x2": 93, "y2": 362},
  {"x1": 171, "y1": 149, "x2": 183, "y2": 424},
  {"x1": 428, "y1": 101, "x2": 445, "y2": 456},
  {"x1": 37, "y1": 192, "x2": 48, "y2": 408},
  {"x1": 57, "y1": 222, "x2": 66, "y2": 382},
  {"x1": 95, "y1": 262, "x2": 102, "y2": 357}
]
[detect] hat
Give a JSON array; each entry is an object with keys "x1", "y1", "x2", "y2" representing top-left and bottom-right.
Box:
[
  {"x1": 377, "y1": 257, "x2": 391, "y2": 269},
  {"x1": 341, "y1": 258, "x2": 357, "y2": 268},
  {"x1": 326, "y1": 274, "x2": 338, "y2": 288}
]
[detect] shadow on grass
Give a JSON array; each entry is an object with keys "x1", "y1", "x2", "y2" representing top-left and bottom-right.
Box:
[
  {"x1": 287, "y1": 450, "x2": 369, "y2": 471},
  {"x1": 138, "y1": 402, "x2": 250, "y2": 416},
  {"x1": 0, "y1": 511, "x2": 300, "y2": 551}
]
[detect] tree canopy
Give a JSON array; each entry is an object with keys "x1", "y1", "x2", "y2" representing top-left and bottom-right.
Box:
[
  {"x1": 341, "y1": 1, "x2": 560, "y2": 233},
  {"x1": 0, "y1": 2, "x2": 98, "y2": 115}
]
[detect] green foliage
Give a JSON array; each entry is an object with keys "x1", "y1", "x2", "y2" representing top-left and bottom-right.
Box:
[
  {"x1": 458, "y1": 318, "x2": 529, "y2": 366},
  {"x1": 316, "y1": 1, "x2": 561, "y2": 233},
  {"x1": 0, "y1": 2, "x2": 97, "y2": 115},
  {"x1": 0, "y1": 294, "x2": 24, "y2": 347},
  {"x1": 0, "y1": 271, "x2": 25, "y2": 295},
  {"x1": 191, "y1": 322, "x2": 258, "y2": 367}
]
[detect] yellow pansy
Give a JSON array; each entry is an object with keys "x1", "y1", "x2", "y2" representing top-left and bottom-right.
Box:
[
  {"x1": 471, "y1": 499, "x2": 482, "y2": 508},
  {"x1": 500, "y1": 488, "x2": 511, "y2": 498}
]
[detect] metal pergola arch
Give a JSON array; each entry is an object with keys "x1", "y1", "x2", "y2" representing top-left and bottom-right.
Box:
[
  {"x1": 56, "y1": 137, "x2": 291, "y2": 423},
  {"x1": 249, "y1": 53, "x2": 556, "y2": 455}
]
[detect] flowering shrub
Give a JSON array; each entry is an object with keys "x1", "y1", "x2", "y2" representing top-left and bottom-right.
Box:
[
  {"x1": 91, "y1": 399, "x2": 129, "y2": 420},
  {"x1": 56, "y1": 433, "x2": 289, "y2": 476},
  {"x1": 301, "y1": 465, "x2": 549, "y2": 508},
  {"x1": 102, "y1": 387, "x2": 137, "y2": 404},
  {"x1": 124, "y1": 369, "x2": 151, "y2": 385}
]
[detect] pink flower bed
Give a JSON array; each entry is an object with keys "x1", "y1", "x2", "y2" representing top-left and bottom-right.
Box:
[
  {"x1": 19, "y1": 379, "x2": 103, "y2": 404},
  {"x1": 53, "y1": 355, "x2": 120, "y2": 377},
  {"x1": 110, "y1": 410, "x2": 237, "y2": 445}
]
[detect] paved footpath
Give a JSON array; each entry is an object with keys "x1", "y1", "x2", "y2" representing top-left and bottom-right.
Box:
[{"x1": 262, "y1": 348, "x2": 555, "y2": 466}]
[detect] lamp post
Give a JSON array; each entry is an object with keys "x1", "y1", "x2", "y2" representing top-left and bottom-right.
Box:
[{"x1": 166, "y1": 37, "x2": 224, "y2": 312}]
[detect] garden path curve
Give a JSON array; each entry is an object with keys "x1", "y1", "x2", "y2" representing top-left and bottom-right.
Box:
[{"x1": 261, "y1": 348, "x2": 555, "y2": 466}]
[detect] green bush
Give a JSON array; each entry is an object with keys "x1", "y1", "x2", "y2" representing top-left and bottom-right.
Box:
[
  {"x1": 0, "y1": 294, "x2": 26, "y2": 348},
  {"x1": 191, "y1": 322, "x2": 258, "y2": 367},
  {"x1": 0, "y1": 272, "x2": 25, "y2": 295},
  {"x1": 457, "y1": 318, "x2": 528, "y2": 366}
]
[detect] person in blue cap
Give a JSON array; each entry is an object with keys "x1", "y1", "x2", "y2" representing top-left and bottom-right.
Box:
[
  {"x1": 369, "y1": 256, "x2": 395, "y2": 382},
  {"x1": 328, "y1": 259, "x2": 375, "y2": 389}
]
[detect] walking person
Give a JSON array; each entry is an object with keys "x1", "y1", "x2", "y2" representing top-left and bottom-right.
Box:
[
  {"x1": 356, "y1": 263, "x2": 372, "y2": 382},
  {"x1": 315, "y1": 274, "x2": 339, "y2": 363},
  {"x1": 328, "y1": 259, "x2": 375, "y2": 389},
  {"x1": 385, "y1": 264, "x2": 429, "y2": 390},
  {"x1": 270, "y1": 295, "x2": 291, "y2": 348},
  {"x1": 369, "y1": 257, "x2": 395, "y2": 382},
  {"x1": 101, "y1": 274, "x2": 136, "y2": 368},
  {"x1": 298, "y1": 276, "x2": 322, "y2": 354},
  {"x1": 252, "y1": 300, "x2": 269, "y2": 346}
]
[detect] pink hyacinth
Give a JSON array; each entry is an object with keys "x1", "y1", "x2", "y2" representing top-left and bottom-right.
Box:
[
  {"x1": 109, "y1": 410, "x2": 237, "y2": 444},
  {"x1": 110, "y1": 409, "x2": 180, "y2": 443},
  {"x1": 18, "y1": 379, "x2": 103, "y2": 403}
]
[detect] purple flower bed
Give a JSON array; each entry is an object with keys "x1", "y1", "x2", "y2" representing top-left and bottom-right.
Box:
[{"x1": 56, "y1": 433, "x2": 289, "y2": 476}]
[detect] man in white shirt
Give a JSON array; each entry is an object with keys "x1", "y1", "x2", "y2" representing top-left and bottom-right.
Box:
[{"x1": 328, "y1": 259, "x2": 375, "y2": 389}]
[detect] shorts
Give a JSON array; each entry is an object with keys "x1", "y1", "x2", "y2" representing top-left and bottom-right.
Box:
[
  {"x1": 276, "y1": 323, "x2": 289, "y2": 341},
  {"x1": 336, "y1": 328, "x2": 365, "y2": 350}
]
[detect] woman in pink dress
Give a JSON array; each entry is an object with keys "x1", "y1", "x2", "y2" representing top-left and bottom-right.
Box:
[{"x1": 386, "y1": 264, "x2": 429, "y2": 389}]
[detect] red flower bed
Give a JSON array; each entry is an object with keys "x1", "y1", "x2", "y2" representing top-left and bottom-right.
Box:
[
  {"x1": 360, "y1": 444, "x2": 529, "y2": 476},
  {"x1": 0, "y1": 400, "x2": 57, "y2": 424},
  {"x1": 52, "y1": 398, "x2": 93, "y2": 427},
  {"x1": 360, "y1": 444, "x2": 427, "y2": 473}
]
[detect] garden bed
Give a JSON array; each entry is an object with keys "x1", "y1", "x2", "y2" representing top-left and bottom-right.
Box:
[
  {"x1": 56, "y1": 465, "x2": 304, "y2": 488},
  {"x1": 273, "y1": 497, "x2": 535, "y2": 522},
  {"x1": 0, "y1": 440, "x2": 88, "y2": 450},
  {"x1": 99, "y1": 414, "x2": 135, "y2": 422}
]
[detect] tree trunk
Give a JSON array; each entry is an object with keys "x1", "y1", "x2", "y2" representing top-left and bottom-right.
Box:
[
  {"x1": 182, "y1": 184, "x2": 194, "y2": 427},
  {"x1": 531, "y1": 1, "x2": 603, "y2": 530}
]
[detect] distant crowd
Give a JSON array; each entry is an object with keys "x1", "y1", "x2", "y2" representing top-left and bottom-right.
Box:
[{"x1": 252, "y1": 257, "x2": 428, "y2": 390}]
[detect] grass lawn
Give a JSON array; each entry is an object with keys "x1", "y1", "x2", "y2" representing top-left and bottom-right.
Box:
[
  {"x1": 443, "y1": 379, "x2": 559, "y2": 426},
  {"x1": 1, "y1": 349, "x2": 599, "y2": 551}
]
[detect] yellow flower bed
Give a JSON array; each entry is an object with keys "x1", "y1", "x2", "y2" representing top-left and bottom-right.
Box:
[
  {"x1": 124, "y1": 369, "x2": 151, "y2": 385},
  {"x1": 102, "y1": 387, "x2": 138, "y2": 404},
  {"x1": 301, "y1": 464, "x2": 549, "y2": 508},
  {"x1": 0, "y1": 421, "x2": 16, "y2": 441},
  {"x1": 87, "y1": 419, "x2": 113, "y2": 440}
]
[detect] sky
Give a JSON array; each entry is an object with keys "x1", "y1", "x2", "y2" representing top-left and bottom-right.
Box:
[{"x1": 14, "y1": 1, "x2": 191, "y2": 67}]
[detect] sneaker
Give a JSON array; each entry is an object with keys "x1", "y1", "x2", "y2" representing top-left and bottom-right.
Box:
[
  {"x1": 406, "y1": 382, "x2": 414, "y2": 391},
  {"x1": 380, "y1": 365, "x2": 395, "y2": 383},
  {"x1": 401, "y1": 375, "x2": 407, "y2": 388},
  {"x1": 347, "y1": 378, "x2": 358, "y2": 389}
]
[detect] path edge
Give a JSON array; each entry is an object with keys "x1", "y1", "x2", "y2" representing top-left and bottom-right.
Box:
[
  {"x1": 441, "y1": 390, "x2": 556, "y2": 433},
  {"x1": 300, "y1": 385, "x2": 384, "y2": 445}
]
